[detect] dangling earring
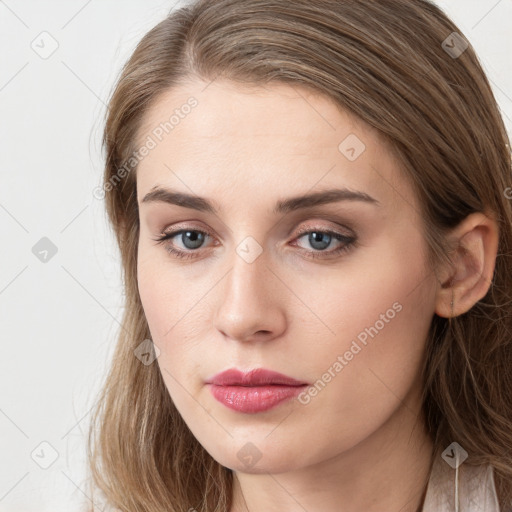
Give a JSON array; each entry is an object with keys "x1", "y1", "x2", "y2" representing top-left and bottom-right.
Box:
[{"x1": 450, "y1": 289, "x2": 454, "y2": 316}]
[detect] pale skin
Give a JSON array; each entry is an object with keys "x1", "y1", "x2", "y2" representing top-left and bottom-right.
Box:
[{"x1": 134, "y1": 78, "x2": 499, "y2": 512}]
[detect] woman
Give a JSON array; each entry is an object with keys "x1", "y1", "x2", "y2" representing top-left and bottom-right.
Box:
[{"x1": 87, "y1": 1, "x2": 512, "y2": 510}]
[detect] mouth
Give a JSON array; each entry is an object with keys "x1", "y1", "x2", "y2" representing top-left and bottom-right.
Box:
[
  {"x1": 205, "y1": 367, "x2": 309, "y2": 387},
  {"x1": 205, "y1": 368, "x2": 309, "y2": 413}
]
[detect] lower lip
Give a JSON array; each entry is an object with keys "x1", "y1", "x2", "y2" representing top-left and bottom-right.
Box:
[{"x1": 207, "y1": 384, "x2": 307, "y2": 413}]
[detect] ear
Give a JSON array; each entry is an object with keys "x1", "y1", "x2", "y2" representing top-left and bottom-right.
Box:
[{"x1": 434, "y1": 210, "x2": 499, "y2": 318}]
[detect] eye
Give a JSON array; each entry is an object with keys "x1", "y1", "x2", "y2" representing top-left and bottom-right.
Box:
[
  {"x1": 292, "y1": 226, "x2": 357, "y2": 260},
  {"x1": 151, "y1": 225, "x2": 357, "y2": 261},
  {"x1": 151, "y1": 228, "x2": 215, "y2": 260}
]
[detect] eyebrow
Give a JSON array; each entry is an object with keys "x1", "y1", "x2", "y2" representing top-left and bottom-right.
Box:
[{"x1": 140, "y1": 186, "x2": 381, "y2": 214}]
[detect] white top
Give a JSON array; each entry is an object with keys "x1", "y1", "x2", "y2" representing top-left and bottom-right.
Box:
[{"x1": 423, "y1": 451, "x2": 501, "y2": 511}]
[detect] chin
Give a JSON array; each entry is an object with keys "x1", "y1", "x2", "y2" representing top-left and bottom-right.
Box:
[{"x1": 202, "y1": 437, "x2": 311, "y2": 474}]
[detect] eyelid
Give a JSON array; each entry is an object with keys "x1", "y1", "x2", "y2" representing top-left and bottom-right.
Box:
[
  {"x1": 293, "y1": 221, "x2": 355, "y2": 238},
  {"x1": 153, "y1": 219, "x2": 358, "y2": 263},
  {"x1": 157, "y1": 219, "x2": 354, "y2": 244}
]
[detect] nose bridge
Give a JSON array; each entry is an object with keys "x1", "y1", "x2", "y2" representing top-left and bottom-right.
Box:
[
  {"x1": 213, "y1": 238, "x2": 284, "y2": 340},
  {"x1": 222, "y1": 219, "x2": 269, "y2": 288},
  {"x1": 223, "y1": 238, "x2": 270, "y2": 310}
]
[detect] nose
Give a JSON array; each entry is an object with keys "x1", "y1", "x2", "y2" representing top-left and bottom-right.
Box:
[{"x1": 213, "y1": 247, "x2": 287, "y2": 343}]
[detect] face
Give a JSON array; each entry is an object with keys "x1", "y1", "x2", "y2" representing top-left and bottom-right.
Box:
[{"x1": 135, "y1": 78, "x2": 438, "y2": 473}]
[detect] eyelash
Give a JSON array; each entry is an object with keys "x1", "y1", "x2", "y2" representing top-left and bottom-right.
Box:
[{"x1": 152, "y1": 224, "x2": 357, "y2": 261}]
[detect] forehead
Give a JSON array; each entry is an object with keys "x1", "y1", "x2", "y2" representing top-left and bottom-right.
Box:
[
  {"x1": 135, "y1": 78, "x2": 416, "y2": 216},
  {"x1": 138, "y1": 79, "x2": 371, "y2": 148}
]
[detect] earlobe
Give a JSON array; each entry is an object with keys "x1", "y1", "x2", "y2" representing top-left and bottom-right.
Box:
[{"x1": 434, "y1": 211, "x2": 499, "y2": 318}]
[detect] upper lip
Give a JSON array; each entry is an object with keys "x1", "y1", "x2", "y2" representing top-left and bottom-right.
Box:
[{"x1": 206, "y1": 368, "x2": 309, "y2": 387}]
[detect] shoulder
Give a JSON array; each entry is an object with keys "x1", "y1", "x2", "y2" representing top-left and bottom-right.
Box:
[{"x1": 423, "y1": 456, "x2": 500, "y2": 512}]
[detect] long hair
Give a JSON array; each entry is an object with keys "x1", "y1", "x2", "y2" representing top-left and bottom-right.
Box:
[{"x1": 87, "y1": 1, "x2": 512, "y2": 510}]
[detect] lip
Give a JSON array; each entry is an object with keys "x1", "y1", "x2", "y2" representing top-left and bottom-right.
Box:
[
  {"x1": 205, "y1": 368, "x2": 309, "y2": 387},
  {"x1": 205, "y1": 368, "x2": 309, "y2": 414}
]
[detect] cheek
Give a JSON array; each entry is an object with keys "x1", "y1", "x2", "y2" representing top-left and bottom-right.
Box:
[
  {"x1": 137, "y1": 260, "x2": 170, "y2": 340},
  {"x1": 296, "y1": 238, "x2": 435, "y2": 427},
  {"x1": 137, "y1": 246, "x2": 207, "y2": 342},
  {"x1": 137, "y1": 253, "x2": 213, "y2": 396}
]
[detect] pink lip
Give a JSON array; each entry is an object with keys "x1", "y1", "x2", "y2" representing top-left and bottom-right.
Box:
[
  {"x1": 205, "y1": 368, "x2": 309, "y2": 413},
  {"x1": 206, "y1": 368, "x2": 308, "y2": 386}
]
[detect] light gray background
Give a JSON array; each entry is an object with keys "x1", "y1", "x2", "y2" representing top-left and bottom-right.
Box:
[{"x1": 0, "y1": 1, "x2": 511, "y2": 510}]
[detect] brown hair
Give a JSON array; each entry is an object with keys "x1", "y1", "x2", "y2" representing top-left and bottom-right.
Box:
[{"x1": 87, "y1": 0, "x2": 512, "y2": 510}]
